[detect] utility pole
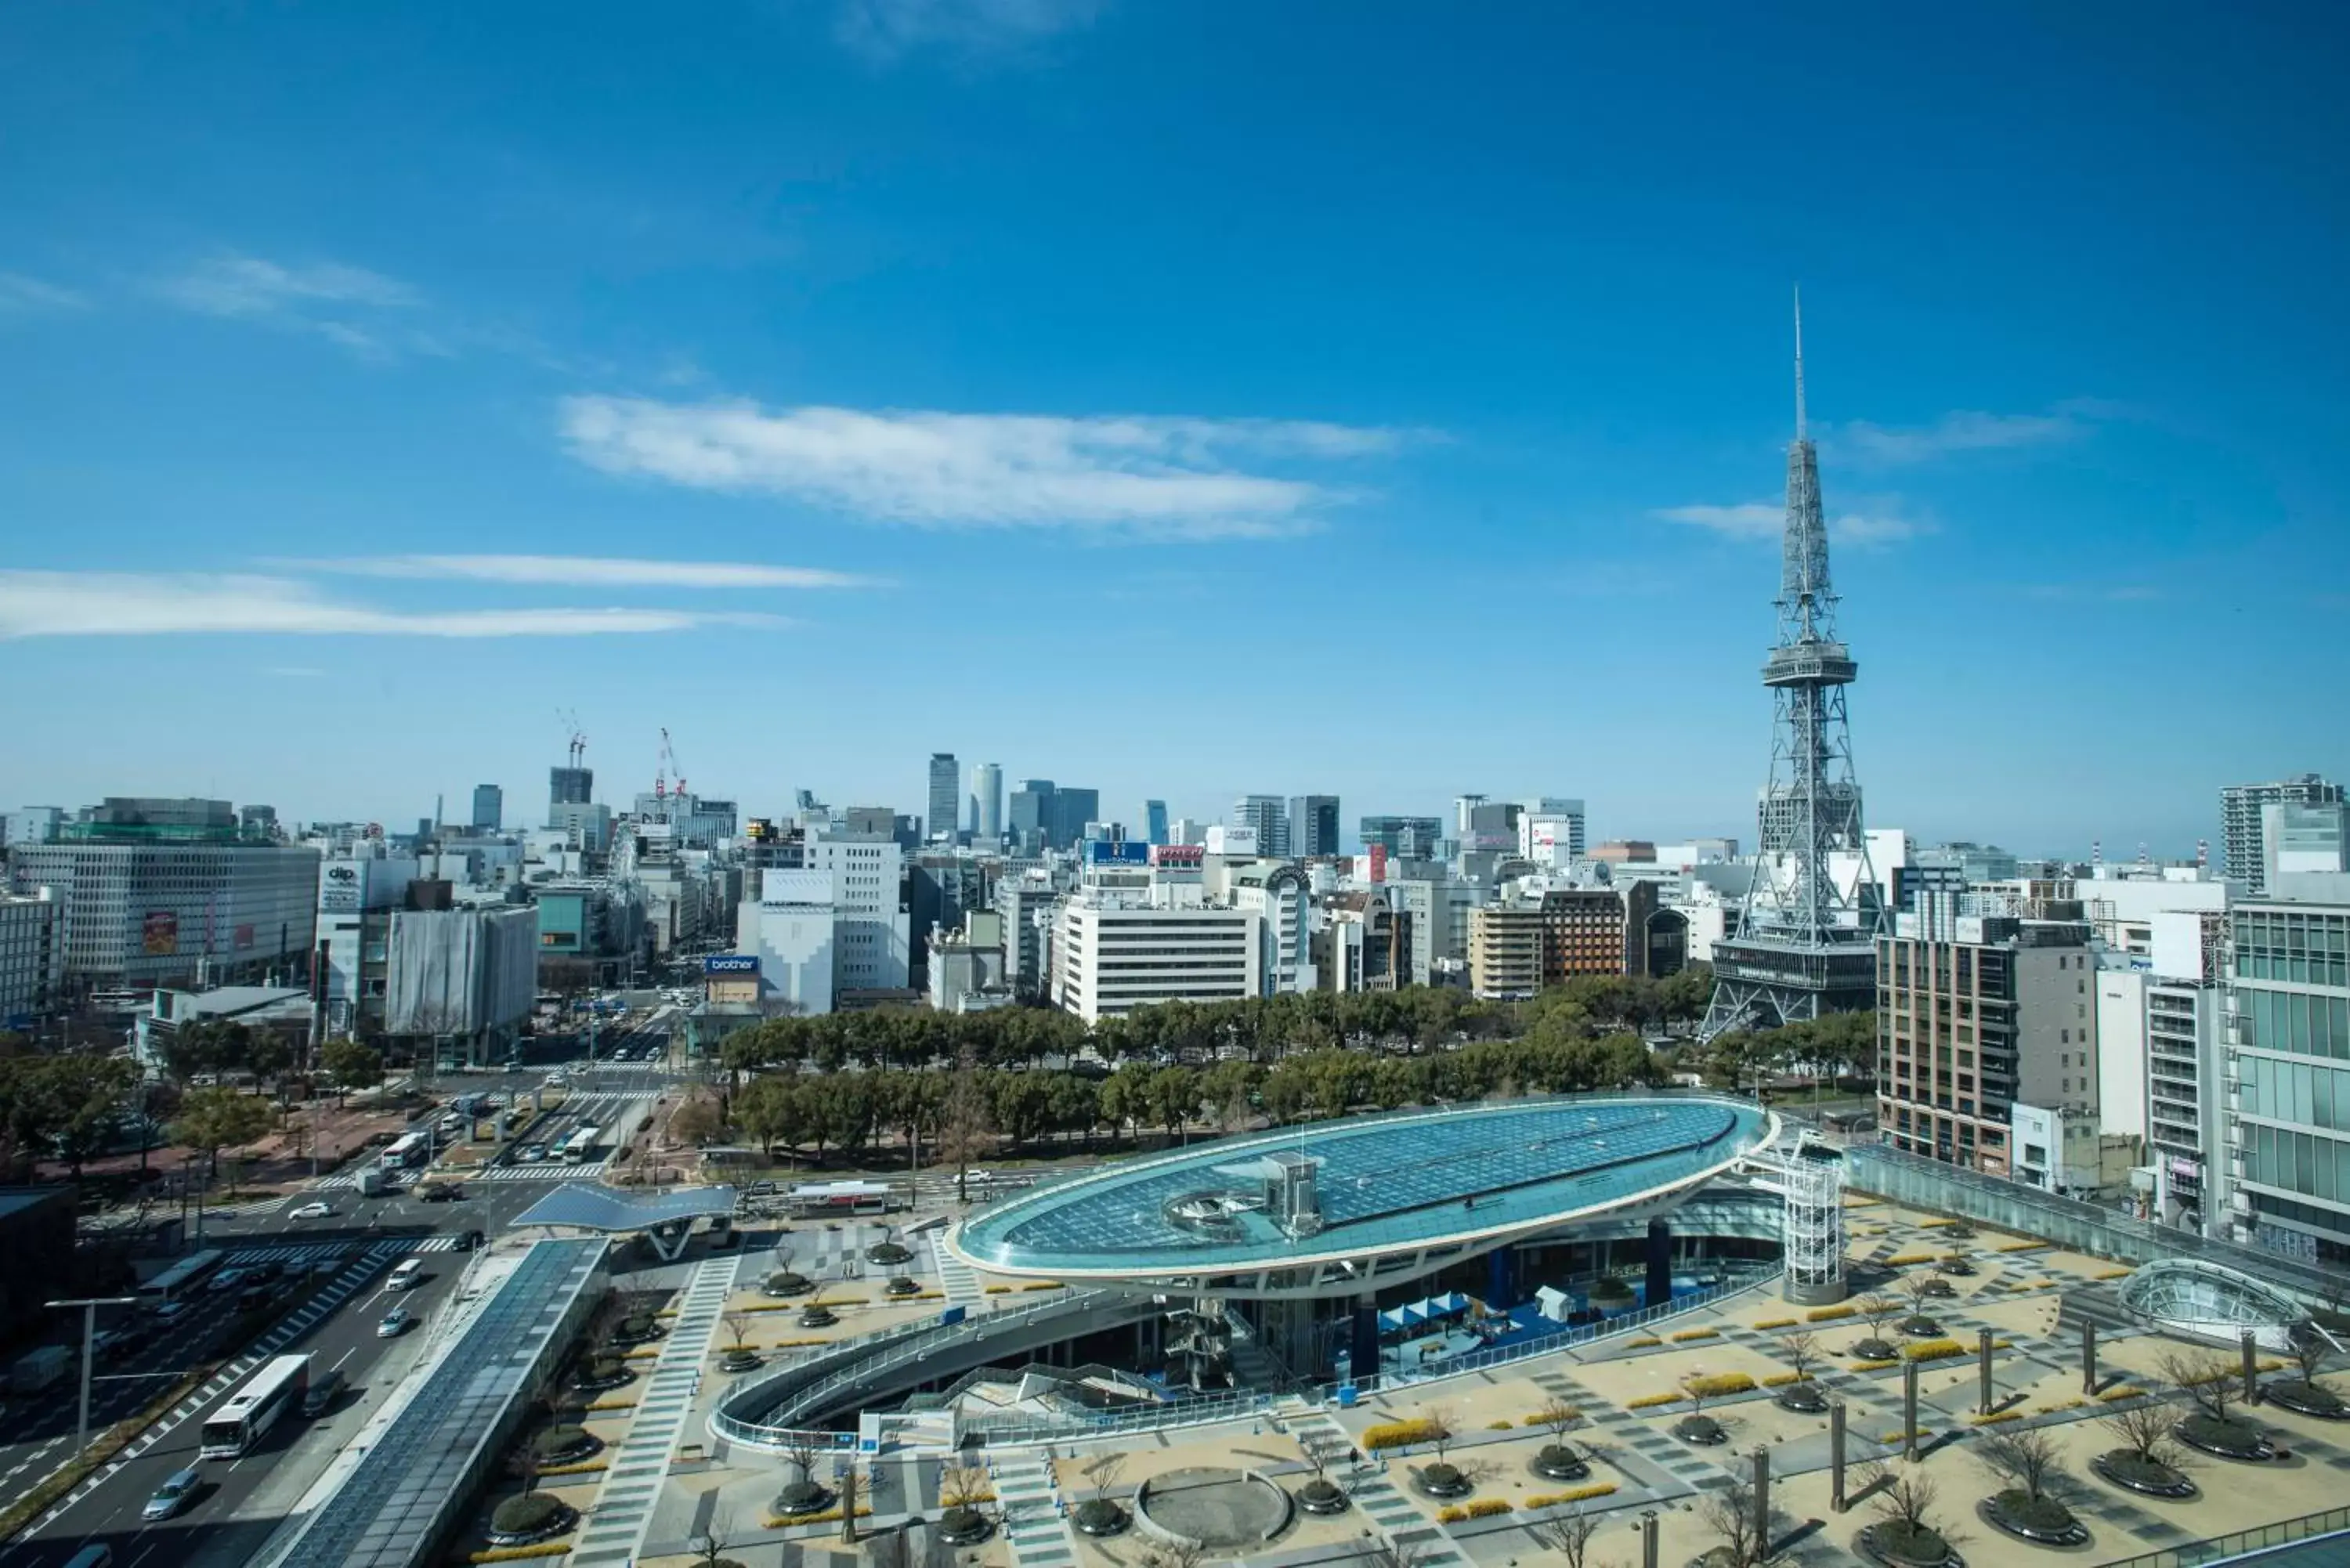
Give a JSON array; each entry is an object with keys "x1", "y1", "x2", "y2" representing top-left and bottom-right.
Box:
[{"x1": 49, "y1": 1296, "x2": 137, "y2": 1454}]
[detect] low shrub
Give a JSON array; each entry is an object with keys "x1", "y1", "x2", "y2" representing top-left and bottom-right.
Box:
[
  {"x1": 537, "y1": 1460, "x2": 608, "y2": 1477},
  {"x1": 1806, "y1": 1305, "x2": 1856, "y2": 1322},
  {"x1": 984, "y1": 1284, "x2": 1011, "y2": 1295},
  {"x1": 2099, "y1": 1386, "x2": 2148, "y2": 1402},
  {"x1": 1994, "y1": 1238, "x2": 2050, "y2": 1253},
  {"x1": 1462, "y1": 1498, "x2": 1512, "y2": 1518},
  {"x1": 1486, "y1": 1418, "x2": 1514, "y2": 1430},
  {"x1": 1524, "y1": 1483, "x2": 1619, "y2": 1508},
  {"x1": 1918, "y1": 1216, "x2": 1960, "y2": 1228},
  {"x1": 1682, "y1": 1372, "x2": 1756, "y2": 1397},
  {"x1": 1850, "y1": 1358, "x2": 1899, "y2": 1372},
  {"x1": 1363, "y1": 1418, "x2": 1444, "y2": 1451},
  {"x1": 2096, "y1": 1267, "x2": 2133, "y2": 1281},
  {"x1": 2034, "y1": 1398, "x2": 2085, "y2": 1414},
  {"x1": 1761, "y1": 1371, "x2": 1810, "y2": 1388},
  {"x1": 1436, "y1": 1506, "x2": 1465, "y2": 1523},
  {"x1": 1626, "y1": 1392, "x2": 1682, "y2": 1409},
  {"x1": 1970, "y1": 1410, "x2": 2023, "y2": 1426},
  {"x1": 469, "y1": 1548, "x2": 573, "y2": 1564},
  {"x1": 1754, "y1": 1317, "x2": 1796, "y2": 1330},
  {"x1": 584, "y1": 1399, "x2": 637, "y2": 1413},
  {"x1": 1885, "y1": 1252, "x2": 1936, "y2": 1266},
  {"x1": 1901, "y1": 1339, "x2": 1966, "y2": 1364},
  {"x1": 1670, "y1": 1328, "x2": 1719, "y2": 1342},
  {"x1": 1878, "y1": 1429, "x2": 1926, "y2": 1445},
  {"x1": 1623, "y1": 1335, "x2": 1662, "y2": 1348},
  {"x1": 761, "y1": 1505, "x2": 874, "y2": 1529},
  {"x1": 1021, "y1": 1281, "x2": 1066, "y2": 1292},
  {"x1": 1524, "y1": 1406, "x2": 1578, "y2": 1424}
]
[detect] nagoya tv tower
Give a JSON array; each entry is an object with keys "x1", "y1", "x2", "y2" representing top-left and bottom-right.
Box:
[{"x1": 1701, "y1": 291, "x2": 1885, "y2": 1041}]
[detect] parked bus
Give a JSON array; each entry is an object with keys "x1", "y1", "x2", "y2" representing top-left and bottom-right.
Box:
[
  {"x1": 786, "y1": 1180, "x2": 902, "y2": 1218},
  {"x1": 139, "y1": 1249, "x2": 225, "y2": 1305},
  {"x1": 557, "y1": 1125, "x2": 601, "y2": 1163},
  {"x1": 200, "y1": 1354, "x2": 309, "y2": 1458},
  {"x1": 381, "y1": 1131, "x2": 429, "y2": 1169}
]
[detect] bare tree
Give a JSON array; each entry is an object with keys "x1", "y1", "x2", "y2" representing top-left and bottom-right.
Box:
[
  {"x1": 508, "y1": 1444, "x2": 542, "y2": 1498},
  {"x1": 1353, "y1": 1543, "x2": 1433, "y2": 1568},
  {"x1": 781, "y1": 1433, "x2": 822, "y2": 1490},
  {"x1": 1525, "y1": 1505, "x2": 1604, "y2": 1568},
  {"x1": 721, "y1": 1310, "x2": 752, "y2": 1353},
  {"x1": 1533, "y1": 1395, "x2": 1581, "y2": 1445},
  {"x1": 1976, "y1": 1425, "x2": 2067, "y2": 1503},
  {"x1": 1778, "y1": 1328, "x2": 1824, "y2": 1383},
  {"x1": 1134, "y1": 1541, "x2": 1212, "y2": 1568},
  {"x1": 2098, "y1": 1398, "x2": 2186, "y2": 1471},
  {"x1": 692, "y1": 1505, "x2": 742, "y2": 1568},
  {"x1": 940, "y1": 1463, "x2": 992, "y2": 1512},
  {"x1": 1080, "y1": 1450, "x2": 1127, "y2": 1499},
  {"x1": 1421, "y1": 1402, "x2": 1459, "y2": 1467},
  {"x1": 1855, "y1": 1292, "x2": 1901, "y2": 1343},
  {"x1": 2157, "y1": 1349, "x2": 2242, "y2": 1423},
  {"x1": 2292, "y1": 1328, "x2": 2336, "y2": 1386},
  {"x1": 1679, "y1": 1371, "x2": 1717, "y2": 1415},
  {"x1": 1697, "y1": 1474, "x2": 1778, "y2": 1568},
  {"x1": 1861, "y1": 1462, "x2": 1956, "y2": 1552}
]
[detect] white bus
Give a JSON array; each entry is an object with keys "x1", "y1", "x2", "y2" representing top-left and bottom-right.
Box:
[
  {"x1": 200, "y1": 1354, "x2": 309, "y2": 1458},
  {"x1": 557, "y1": 1125, "x2": 601, "y2": 1163},
  {"x1": 786, "y1": 1180, "x2": 902, "y2": 1218},
  {"x1": 381, "y1": 1131, "x2": 429, "y2": 1169},
  {"x1": 139, "y1": 1249, "x2": 225, "y2": 1304}
]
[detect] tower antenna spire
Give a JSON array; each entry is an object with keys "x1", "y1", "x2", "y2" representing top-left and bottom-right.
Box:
[{"x1": 1793, "y1": 283, "x2": 1808, "y2": 444}]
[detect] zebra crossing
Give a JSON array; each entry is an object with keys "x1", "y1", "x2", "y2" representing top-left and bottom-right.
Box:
[{"x1": 220, "y1": 1234, "x2": 463, "y2": 1271}]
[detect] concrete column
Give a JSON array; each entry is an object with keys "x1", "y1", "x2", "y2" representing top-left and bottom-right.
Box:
[
  {"x1": 2243, "y1": 1329, "x2": 2261, "y2": 1406},
  {"x1": 1830, "y1": 1401, "x2": 1847, "y2": 1511},
  {"x1": 1350, "y1": 1298, "x2": 1380, "y2": 1387},
  {"x1": 1643, "y1": 1218, "x2": 1672, "y2": 1310},
  {"x1": 2082, "y1": 1321, "x2": 2098, "y2": 1395},
  {"x1": 1752, "y1": 1446, "x2": 1771, "y2": 1555},
  {"x1": 1640, "y1": 1509, "x2": 1659, "y2": 1568},
  {"x1": 1486, "y1": 1244, "x2": 1515, "y2": 1309},
  {"x1": 1903, "y1": 1359, "x2": 1921, "y2": 1461},
  {"x1": 1978, "y1": 1327, "x2": 1994, "y2": 1416}
]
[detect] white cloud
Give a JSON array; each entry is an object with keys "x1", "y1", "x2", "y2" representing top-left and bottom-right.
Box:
[
  {"x1": 155, "y1": 255, "x2": 418, "y2": 318},
  {"x1": 0, "y1": 573, "x2": 783, "y2": 639},
  {"x1": 835, "y1": 0, "x2": 1102, "y2": 61},
  {"x1": 300, "y1": 554, "x2": 879, "y2": 590},
  {"x1": 560, "y1": 396, "x2": 1407, "y2": 539},
  {"x1": 0, "y1": 273, "x2": 86, "y2": 313},
  {"x1": 1831, "y1": 408, "x2": 2085, "y2": 465},
  {"x1": 1654, "y1": 499, "x2": 1930, "y2": 547}
]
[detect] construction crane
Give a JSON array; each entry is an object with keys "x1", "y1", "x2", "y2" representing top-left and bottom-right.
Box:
[
  {"x1": 654, "y1": 727, "x2": 686, "y2": 816},
  {"x1": 556, "y1": 708, "x2": 587, "y2": 768}
]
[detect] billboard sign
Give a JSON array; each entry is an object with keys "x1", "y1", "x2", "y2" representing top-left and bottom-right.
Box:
[
  {"x1": 142, "y1": 911, "x2": 179, "y2": 956},
  {"x1": 320, "y1": 862, "x2": 363, "y2": 912},
  {"x1": 1150, "y1": 844, "x2": 1206, "y2": 869},
  {"x1": 704, "y1": 954, "x2": 760, "y2": 976},
  {"x1": 1084, "y1": 841, "x2": 1149, "y2": 865},
  {"x1": 233, "y1": 923, "x2": 255, "y2": 951}
]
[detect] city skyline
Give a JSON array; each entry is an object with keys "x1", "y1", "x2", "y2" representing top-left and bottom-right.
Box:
[{"x1": 2, "y1": 5, "x2": 2346, "y2": 851}]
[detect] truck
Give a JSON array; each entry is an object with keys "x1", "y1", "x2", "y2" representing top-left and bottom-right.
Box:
[
  {"x1": 356, "y1": 1168, "x2": 391, "y2": 1198},
  {"x1": 11, "y1": 1346, "x2": 68, "y2": 1394}
]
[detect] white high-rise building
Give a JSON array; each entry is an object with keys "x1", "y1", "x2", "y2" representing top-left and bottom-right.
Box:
[
  {"x1": 739, "y1": 868, "x2": 837, "y2": 1016},
  {"x1": 804, "y1": 832, "x2": 909, "y2": 993},
  {"x1": 1054, "y1": 884, "x2": 1260, "y2": 1022},
  {"x1": 2223, "y1": 774, "x2": 2343, "y2": 894}
]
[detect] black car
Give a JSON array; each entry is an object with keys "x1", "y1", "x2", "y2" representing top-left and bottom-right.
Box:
[
  {"x1": 300, "y1": 1368, "x2": 345, "y2": 1418},
  {"x1": 457, "y1": 1229, "x2": 485, "y2": 1252}
]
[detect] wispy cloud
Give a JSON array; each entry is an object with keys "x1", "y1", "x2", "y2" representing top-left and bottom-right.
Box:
[
  {"x1": 560, "y1": 396, "x2": 1411, "y2": 540},
  {"x1": 835, "y1": 0, "x2": 1103, "y2": 62},
  {"x1": 0, "y1": 572, "x2": 784, "y2": 640},
  {"x1": 1654, "y1": 499, "x2": 1931, "y2": 547},
  {"x1": 1829, "y1": 405, "x2": 2105, "y2": 465},
  {"x1": 298, "y1": 554, "x2": 880, "y2": 590},
  {"x1": 150, "y1": 254, "x2": 424, "y2": 361},
  {"x1": 0, "y1": 273, "x2": 86, "y2": 313}
]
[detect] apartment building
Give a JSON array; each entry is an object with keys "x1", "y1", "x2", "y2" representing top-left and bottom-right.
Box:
[
  {"x1": 2223, "y1": 881, "x2": 2350, "y2": 1262},
  {"x1": 1054, "y1": 886, "x2": 1261, "y2": 1022}
]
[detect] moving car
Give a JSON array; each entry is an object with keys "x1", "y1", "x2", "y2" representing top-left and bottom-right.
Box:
[
  {"x1": 387, "y1": 1259, "x2": 424, "y2": 1291},
  {"x1": 300, "y1": 1367, "x2": 345, "y2": 1417},
  {"x1": 376, "y1": 1306, "x2": 414, "y2": 1338},
  {"x1": 289, "y1": 1201, "x2": 333, "y2": 1220},
  {"x1": 153, "y1": 1299, "x2": 193, "y2": 1324},
  {"x1": 206, "y1": 1268, "x2": 248, "y2": 1295},
  {"x1": 143, "y1": 1467, "x2": 201, "y2": 1522}
]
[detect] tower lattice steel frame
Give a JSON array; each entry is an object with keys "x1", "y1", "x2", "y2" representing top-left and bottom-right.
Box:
[{"x1": 1702, "y1": 293, "x2": 1885, "y2": 1042}]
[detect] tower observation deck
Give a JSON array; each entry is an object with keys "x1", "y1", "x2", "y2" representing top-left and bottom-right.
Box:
[{"x1": 1703, "y1": 293, "x2": 1885, "y2": 1040}]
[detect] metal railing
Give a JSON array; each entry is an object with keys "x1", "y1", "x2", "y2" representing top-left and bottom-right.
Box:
[
  {"x1": 956, "y1": 1386, "x2": 1276, "y2": 1445},
  {"x1": 2088, "y1": 1502, "x2": 2350, "y2": 1567}
]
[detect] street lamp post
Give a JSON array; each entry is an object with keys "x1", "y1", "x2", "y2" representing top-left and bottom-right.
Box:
[{"x1": 49, "y1": 1296, "x2": 138, "y2": 1454}]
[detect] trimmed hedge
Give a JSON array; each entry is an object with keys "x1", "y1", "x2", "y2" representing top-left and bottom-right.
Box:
[
  {"x1": 1761, "y1": 1371, "x2": 1810, "y2": 1388},
  {"x1": 1626, "y1": 1392, "x2": 1681, "y2": 1410},
  {"x1": 1525, "y1": 1483, "x2": 1618, "y2": 1508},
  {"x1": 1363, "y1": 1418, "x2": 1446, "y2": 1451},
  {"x1": 1901, "y1": 1339, "x2": 1967, "y2": 1364},
  {"x1": 1682, "y1": 1372, "x2": 1756, "y2": 1397},
  {"x1": 1623, "y1": 1335, "x2": 1661, "y2": 1348},
  {"x1": 470, "y1": 1548, "x2": 574, "y2": 1564},
  {"x1": 1670, "y1": 1328, "x2": 1719, "y2": 1342},
  {"x1": 1805, "y1": 1305, "x2": 1856, "y2": 1322},
  {"x1": 1754, "y1": 1317, "x2": 1797, "y2": 1330},
  {"x1": 1970, "y1": 1410, "x2": 2023, "y2": 1426}
]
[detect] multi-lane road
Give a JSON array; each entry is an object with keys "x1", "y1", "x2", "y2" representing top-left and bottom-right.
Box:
[{"x1": 0, "y1": 1021, "x2": 682, "y2": 1568}]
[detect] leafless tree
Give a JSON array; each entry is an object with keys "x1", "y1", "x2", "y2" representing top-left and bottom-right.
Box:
[
  {"x1": 2157, "y1": 1348, "x2": 2243, "y2": 1422},
  {"x1": 781, "y1": 1433, "x2": 821, "y2": 1489},
  {"x1": 1896, "y1": 1272, "x2": 1941, "y2": 1315},
  {"x1": 940, "y1": 1463, "x2": 992, "y2": 1512},
  {"x1": 1080, "y1": 1450, "x2": 1127, "y2": 1499},
  {"x1": 508, "y1": 1444, "x2": 542, "y2": 1498},
  {"x1": 1976, "y1": 1425, "x2": 2068, "y2": 1503},
  {"x1": 1354, "y1": 1542, "x2": 1434, "y2": 1568},
  {"x1": 2291, "y1": 1327, "x2": 2340, "y2": 1386},
  {"x1": 1697, "y1": 1474, "x2": 1779, "y2": 1568},
  {"x1": 1855, "y1": 1293, "x2": 1901, "y2": 1341},
  {"x1": 1134, "y1": 1541, "x2": 1211, "y2": 1568},
  {"x1": 1533, "y1": 1395, "x2": 1581, "y2": 1444},
  {"x1": 1861, "y1": 1461, "x2": 1957, "y2": 1548},
  {"x1": 1679, "y1": 1371, "x2": 1717, "y2": 1414},
  {"x1": 721, "y1": 1310, "x2": 752, "y2": 1353},
  {"x1": 1525, "y1": 1505, "x2": 1605, "y2": 1568},
  {"x1": 1778, "y1": 1329, "x2": 1824, "y2": 1384},
  {"x1": 1421, "y1": 1402, "x2": 1459, "y2": 1466},
  {"x1": 692, "y1": 1506, "x2": 741, "y2": 1568},
  {"x1": 2098, "y1": 1397, "x2": 2187, "y2": 1470}
]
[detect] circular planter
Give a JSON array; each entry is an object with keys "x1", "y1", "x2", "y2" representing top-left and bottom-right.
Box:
[
  {"x1": 1296, "y1": 1479, "x2": 1350, "y2": 1516},
  {"x1": 1855, "y1": 1521, "x2": 1962, "y2": 1568},
  {"x1": 572, "y1": 1360, "x2": 633, "y2": 1393},
  {"x1": 2266, "y1": 1380, "x2": 2349, "y2": 1419},
  {"x1": 530, "y1": 1425, "x2": 598, "y2": 1465},
  {"x1": 1854, "y1": 1338, "x2": 1901, "y2": 1361},
  {"x1": 797, "y1": 1305, "x2": 839, "y2": 1329},
  {"x1": 489, "y1": 1495, "x2": 577, "y2": 1546},
  {"x1": 1940, "y1": 1224, "x2": 1976, "y2": 1240},
  {"x1": 1776, "y1": 1382, "x2": 1831, "y2": 1414},
  {"x1": 1531, "y1": 1443, "x2": 1590, "y2": 1481},
  {"x1": 718, "y1": 1349, "x2": 761, "y2": 1373},
  {"x1": 2092, "y1": 1451, "x2": 2196, "y2": 1499},
  {"x1": 1918, "y1": 1279, "x2": 1958, "y2": 1300},
  {"x1": 1977, "y1": 1490, "x2": 2088, "y2": 1547},
  {"x1": 1413, "y1": 1461, "x2": 1473, "y2": 1499},
  {"x1": 884, "y1": 1276, "x2": 920, "y2": 1299},
  {"x1": 938, "y1": 1505, "x2": 995, "y2": 1545},
  {"x1": 866, "y1": 1241, "x2": 913, "y2": 1266},
  {"x1": 763, "y1": 1271, "x2": 815, "y2": 1299},
  {"x1": 1075, "y1": 1498, "x2": 1132, "y2": 1535},
  {"x1": 772, "y1": 1480, "x2": 833, "y2": 1519},
  {"x1": 610, "y1": 1315, "x2": 663, "y2": 1346},
  {"x1": 2178, "y1": 1414, "x2": 2274, "y2": 1461},
  {"x1": 1940, "y1": 1260, "x2": 1976, "y2": 1277},
  {"x1": 1674, "y1": 1414, "x2": 1726, "y2": 1446},
  {"x1": 1902, "y1": 1315, "x2": 1944, "y2": 1337}
]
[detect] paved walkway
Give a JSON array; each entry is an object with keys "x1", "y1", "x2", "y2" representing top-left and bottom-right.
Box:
[{"x1": 991, "y1": 1453, "x2": 1080, "y2": 1568}]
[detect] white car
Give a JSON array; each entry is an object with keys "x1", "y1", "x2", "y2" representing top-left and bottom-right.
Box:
[{"x1": 289, "y1": 1201, "x2": 334, "y2": 1220}]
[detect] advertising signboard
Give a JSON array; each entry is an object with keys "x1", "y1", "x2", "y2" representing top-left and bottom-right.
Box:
[
  {"x1": 319, "y1": 862, "x2": 363, "y2": 913},
  {"x1": 142, "y1": 912, "x2": 179, "y2": 956},
  {"x1": 1149, "y1": 844, "x2": 1206, "y2": 869},
  {"x1": 704, "y1": 954, "x2": 760, "y2": 976}
]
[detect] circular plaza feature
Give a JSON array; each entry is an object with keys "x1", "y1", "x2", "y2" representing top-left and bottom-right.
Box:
[
  {"x1": 948, "y1": 1096, "x2": 1774, "y2": 1297},
  {"x1": 1133, "y1": 1467, "x2": 1292, "y2": 1549}
]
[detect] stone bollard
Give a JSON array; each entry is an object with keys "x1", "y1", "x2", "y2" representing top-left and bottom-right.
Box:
[
  {"x1": 1752, "y1": 1446, "x2": 1771, "y2": 1555},
  {"x1": 1979, "y1": 1326, "x2": 1995, "y2": 1416},
  {"x1": 1831, "y1": 1401, "x2": 1847, "y2": 1512},
  {"x1": 2244, "y1": 1329, "x2": 2261, "y2": 1407},
  {"x1": 1904, "y1": 1358, "x2": 1922, "y2": 1461},
  {"x1": 2083, "y1": 1320, "x2": 2098, "y2": 1395}
]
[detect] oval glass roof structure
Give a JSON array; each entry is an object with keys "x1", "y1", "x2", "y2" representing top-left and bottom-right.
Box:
[
  {"x1": 2117, "y1": 1258, "x2": 2306, "y2": 1349},
  {"x1": 951, "y1": 1096, "x2": 1774, "y2": 1281}
]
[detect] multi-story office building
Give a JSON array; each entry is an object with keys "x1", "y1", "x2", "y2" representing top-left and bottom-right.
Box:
[
  {"x1": 9, "y1": 830, "x2": 321, "y2": 992},
  {"x1": 1233, "y1": 796, "x2": 1290, "y2": 858},
  {"x1": 1517, "y1": 798, "x2": 1587, "y2": 861},
  {"x1": 2147, "y1": 977, "x2": 2227, "y2": 1231},
  {"x1": 1313, "y1": 888, "x2": 1411, "y2": 992},
  {"x1": 1214, "y1": 858, "x2": 1312, "y2": 994},
  {"x1": 2265, "y1": 802, "x2": 2350, "y2": 885},
  {"x1": 803, "y1": 832, "x2": 910, "y2": 995},
  {"x1": 995, "y1": 869, "x2": 1063, "y2": 999},
  {"x1": 2223, "y1": 880, "x2": 2350, "y2": 1261},
  {"x1": 471, "y1": 784, "x2": 503, "y2": 832},
  {"x1": 1141, "y1": 800, "x2": 1170, "y2": 847},
  {"x1": 1465, "y1": 882, "x2": 1684, "y2": 994},
  {"x1": 2, "y1": 807, "x2": 64, "y2": 847},
  {"x1": 738, "y1": 868, "x2": 837, "y2": 1017},
  {"x1": 548, "y1": 766, "x2": 594, "y2": 823},
  {"x1": 1006, "y1": 780, "x2": 1098, "y2": 853},
  {"x1": 927, "y1": 753, "x2": 960, "y2": 844},
  {"x1": 2223, "y1": 775, "x2": 2344, "y2": 895},
  {"x1": 0, "y1": 891, "x2": 62, "y2": 1028},
  {"x1": 1875, "y1": 917, "x2": 2098, "y2": 1176},
  {"x1": 1053, "y1": 887, "x2": 1260, "y2": 1022},
  {"x1": 1468, "y1": 905, "x2": 1543, "y2": 999},
  {"x1": 1361, "y1": 816, "x2": 1444, "y2": 860},
  {"x1": 973, "y1": 763, "x2": 1005, "y2": 844},
  {"x1": 1288, "y1": 796, "x2": 1341, "y2": 858}
]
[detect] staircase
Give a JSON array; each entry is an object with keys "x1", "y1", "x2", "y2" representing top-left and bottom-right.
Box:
[{"x1": 989, "y1": 1453, "x2": 1079, "y2": 1568}]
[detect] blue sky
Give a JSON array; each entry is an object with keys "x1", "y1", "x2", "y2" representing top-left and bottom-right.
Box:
[{"x1": 2, "y1": 2, "x2": 2345, "y2": 854}]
